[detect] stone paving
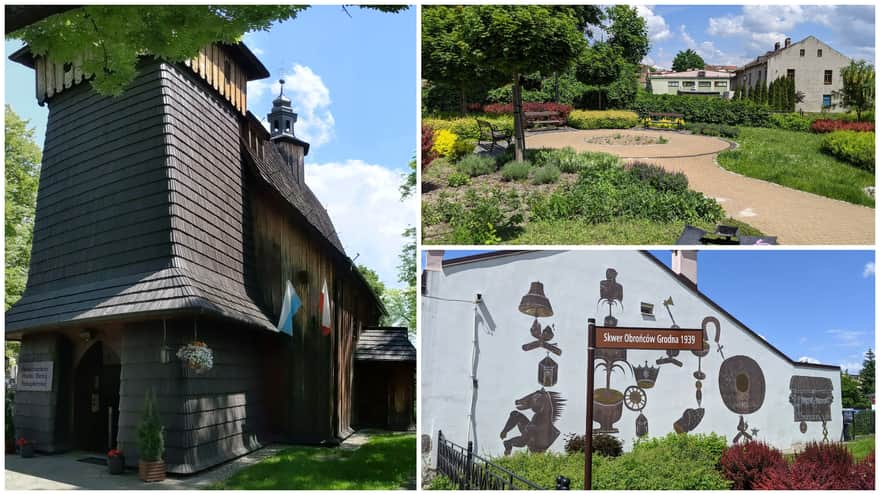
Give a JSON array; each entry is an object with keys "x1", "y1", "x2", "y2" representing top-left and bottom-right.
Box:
[{"x1": 527, "y1": 129, "x2": 875, "y2": 245}]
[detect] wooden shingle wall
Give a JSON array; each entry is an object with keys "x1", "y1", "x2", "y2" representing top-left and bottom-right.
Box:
[
  {"x1": 13, "y1": 334, "x2": 70, "y2": 453},
  {"x1": 116, "y1": 317, "x2": 270, "y2": 474}
]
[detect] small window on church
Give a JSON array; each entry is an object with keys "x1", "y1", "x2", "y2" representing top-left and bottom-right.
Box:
[
  {"x1": 274, "y1": 120, "x2": 280, "y2": 132},
  {"x1": 285, "y1": 120, "x2": 291, "y2": 133}
]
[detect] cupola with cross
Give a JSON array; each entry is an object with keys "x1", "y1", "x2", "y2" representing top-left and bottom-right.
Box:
[{"x1": 267, "y1": 78, "x2": 310, "y2": 184}]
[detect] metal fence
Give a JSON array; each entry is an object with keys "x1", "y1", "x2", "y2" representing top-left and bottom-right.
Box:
[
  {"x1": 853, "y1": 410, "x2": 875, "y2": 437},
  {"x1": 436, "y1": 430, "x2": 548, "y2": 490}
]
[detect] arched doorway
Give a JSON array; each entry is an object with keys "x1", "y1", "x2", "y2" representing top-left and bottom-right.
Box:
[{"x1": 73, "y1": 341, "x2": 121, "y2": 452}]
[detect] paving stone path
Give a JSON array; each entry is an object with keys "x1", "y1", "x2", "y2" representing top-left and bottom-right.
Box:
[{"x1": 527, "y1": 129, "x2": 875, "y2": 245}]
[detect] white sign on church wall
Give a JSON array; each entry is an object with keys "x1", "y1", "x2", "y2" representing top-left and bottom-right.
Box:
[{"x1": 17, "y1": 361, "x2": 54, "y2": 392}]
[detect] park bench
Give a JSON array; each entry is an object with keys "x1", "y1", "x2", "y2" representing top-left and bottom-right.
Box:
[
  {"x1": 645, "y1": 112, "x2": 685, "y2": 130},
  {"x1": 676, "y1": 225, "x2": 777, "y2": 245},
  {"x1": 524, "y1": 111, "x2": 566, "y2": 129},
  {"x1": 476, "y1": 119, "x2": 511, "y2": 151}
]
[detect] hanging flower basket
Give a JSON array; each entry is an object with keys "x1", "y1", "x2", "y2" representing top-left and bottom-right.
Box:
[{"x1": 176, "y1": 341, "x2": 213, "y2": 373}]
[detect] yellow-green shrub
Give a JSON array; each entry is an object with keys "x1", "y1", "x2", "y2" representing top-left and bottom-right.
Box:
[
  {"x1": 568, "y1": 110, "x2": 640, "y2": 130},
  {"x1": 431, "y1": 129, "x2": 458, "y2": 158},
  {"x1": 423, "y1": 114, "x2": 514, "y2": 140},
  {"x1": 821, "y1": 131, "x2": 875, "y2": 172}
]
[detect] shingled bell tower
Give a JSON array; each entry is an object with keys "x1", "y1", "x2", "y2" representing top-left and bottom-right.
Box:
[{"x1": 267, "y1": 79, "x2": 310, "y2": 184}]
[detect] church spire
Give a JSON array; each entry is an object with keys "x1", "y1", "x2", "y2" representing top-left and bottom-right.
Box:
[{"x1": 267, "y1": 78, "x2": 298, "y2": 139}]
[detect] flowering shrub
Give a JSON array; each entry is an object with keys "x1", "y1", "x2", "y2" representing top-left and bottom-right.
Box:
[
  {"x1": 423, "y1": 115, "x2": 514, "y2": 141},
  {"x1": 15, "y1": 437, "x2": 28, "y2": 447},
  {"x1": 482, "y1": 102, "x2": 573, "y2": 119},
  {"x1": 642, "y1": 116, "x2": 685, "y2": 129},
  {"x1": 177, "y1": 341, "x2": 213, "y2": 372},
  {"x1": 718, "y1": 441, "x2": 785, "y2": 489},
  {"x1": 811, "y1": 119, "x2": 875, "y2": 133},
  {"x1": 107, "y1": 449, "x2": 124, "y2": 458},
  {"x1": 431, "y1": 129, "x2": 459, "y2": 158},
  {"x1": 421, "y1": 125, "x2": 437, "y2": 170}
]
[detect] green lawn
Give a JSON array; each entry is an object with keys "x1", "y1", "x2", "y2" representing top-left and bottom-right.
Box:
[
  {"x1": 717, "y1": 127, "x2": 875, "y2": 207},
  {"x1": 510, "y1": 217, "x2": 762, "y2": 245},
  {"x1": 845, "y1": 435, "x2": 875, "y2": 461},
  {"x1": 211, "y1": 433, "x2": 416, "y2": 490}
]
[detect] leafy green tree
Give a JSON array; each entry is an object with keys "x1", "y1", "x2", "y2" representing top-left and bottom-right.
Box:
[
  {"x1": 859, "y1": 348, "x2": 875, "y2": 398},
  {"x1": 605, "y1": 5, "x2": 649, "y2": 66},
  {"x1": 841, "y1": 371, "x2": 871, "y2": 409},
  {"x1": 834, "y1": 60, "x2": 875, "y2": 121},
  {"x1": 456, "y1": 5, "x2": 587, "y2": 161},
  {"x1": 9, "y1": 5, "x2": 407, "y2": 96},
  {"x1": 672, "y1": 49, "x2": 704, "y2": 72},
  {"x1": 389, "y1": 159, "x2": 416, "y2": 332},
  {"x1": 575, "y1": 42, "x2": 637, "y2": 109},
  {"x1": 357, "y1": 265, "x2": 385, "y2": 300},
  {"x1": 5, "y1": 106, "x2": 41, "y2": 311}
]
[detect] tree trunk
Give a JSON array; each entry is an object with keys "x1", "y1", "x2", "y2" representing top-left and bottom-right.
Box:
[
  {"x1": 512, "y1": 73, "x2": 525, "y2": 162},
  {"x1": 459, "y1": 87, "x2": 467, "y2": 116}
]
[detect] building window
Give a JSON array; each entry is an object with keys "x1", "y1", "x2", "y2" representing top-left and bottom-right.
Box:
[
  {"x1": 682, "y1": 81, "x2": 695, "y2": 88},
  {"x1": 800, "y1": 48, "x2": 805, "y2": 57},
  {"x1": 698, "y1": 81, "x2": 711, "y2": 88},
  {"x1": 824, "y1": 70, "x2": 833, "y2": 85},
  {"x1": 822, "y1": 94, "x2": 832, "y2": 108},
  {"x1": 787, "y1": 69, "x2": 795, "y2": 79},
  {"x1": 758, "y1": 70, "x2": 762, "y2": 81},
  {"x1": 817, "y1": 49, "x2": 823, "y2": 57},
  {"x1": 668, "y1": 81, "x2": 679, "y2": 87},
  {"x1": 715, "y1": 81, "x2": 727, "y2": 88}
]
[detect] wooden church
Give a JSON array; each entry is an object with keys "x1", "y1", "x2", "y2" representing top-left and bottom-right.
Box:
[{"x1": 6, "y1": 42, "x2": 388, "y2": 473}]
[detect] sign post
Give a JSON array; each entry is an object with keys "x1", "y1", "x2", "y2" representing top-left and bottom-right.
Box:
[{"x1": 584, "y1": 322, "x2": 704, "y2": 489}]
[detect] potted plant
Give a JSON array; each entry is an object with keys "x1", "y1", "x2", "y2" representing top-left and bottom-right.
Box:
[
  {"x1": 176, "y1": 340, "x2": 213, "y2": 373},
  {"x1": 136, "y1": 389, "x2": 165, "y2": 482},
  {"x1": 107, "y1": 449, "x2": 125, "y2": 474},
  {"x1": 17, "y1": 437, "x2": 34, "y2": 458}
]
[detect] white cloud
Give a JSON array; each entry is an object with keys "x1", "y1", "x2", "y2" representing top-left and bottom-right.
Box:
[
  {"x1": 678, "y1": 25, "x2": 749, "y2": 66},
  {"x1": 637, "y1": 6, "x2": 672, "y2": 43},
  {"x1": 798, "y1": 356, "x2": 821, "y2": 364},
  {"x1": 827, "y1": 328, "x2": 868, "y2": 348},
  {"x1": 707, "y1": 16, "x2": 745, "y2": 37},
  {"x1": 863, "y1": 262, "x2": 875, "y2": 278},
  {"x1": 839, "y1": 361, "x2": 863, "y2": 373},
  {"x1": 247, "y1": 65, "x2": 336, "y2": 148},
  {"x1": 679, "y1": 24, "x2": 695, "y2": 48},
  {"x1": 305, "y1": 160, "x2": 416, "y2": 288}
]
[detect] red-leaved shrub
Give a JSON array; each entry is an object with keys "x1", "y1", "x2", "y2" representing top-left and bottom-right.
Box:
[
  {"x1": 754, "y1": 442, "x2": 874, "y2": 490},
  {"x1": 421, "y1": 125, "x2": 437, "y2": 170},
  {"x1": 811, "y1": 119, "x2": 875, "y2": 133},
  {"x1": 481, "y1": 102, "x2": 573, "y2": 119},
  {"x1": 719, "y1": 441, "x2": 786, "y2": 489}
]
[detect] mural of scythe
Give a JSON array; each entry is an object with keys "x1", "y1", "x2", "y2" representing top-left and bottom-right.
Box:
[
  {"x1": 501, "y1": 281, "x2": 566, "y2": 455},
  {"x1": 673, "y1": 316, "x2": 724, "y2": 434}
]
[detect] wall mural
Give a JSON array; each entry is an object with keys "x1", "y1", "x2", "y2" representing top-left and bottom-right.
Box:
[
  {"x1": 789, "y1": 376, "x2": 834, "y2": 435},
  {"x1": 501, "y1": 282, "x2": 567, "y2": 455},
  {"x1": 718, "y1": 355, "x2": 766, "y2": 443}
]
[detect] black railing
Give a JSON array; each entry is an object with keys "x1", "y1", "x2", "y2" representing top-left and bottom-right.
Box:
[
  {"x1": 436, "y1": 430, "x2": 547, "y2": 490},
  {"x1": 853, "y1": 410, "x2": 875, "y2": 437}
]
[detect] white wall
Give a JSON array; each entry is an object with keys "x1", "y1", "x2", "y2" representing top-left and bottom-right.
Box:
[{"x1": 421, "y1": 251, "x2": 842, "y2": 462}]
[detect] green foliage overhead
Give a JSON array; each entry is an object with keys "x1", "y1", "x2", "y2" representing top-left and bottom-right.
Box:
[
  {"x1": 835, "y1": 60, "x2": 875, "y2": 121},
  {"x1": 672, "y1": 48, "x2": 705, "y2": 72},
  {"x1": 9, "y1": 5, "x2": 407, "y2": 96},
  {"x1": 604, "y1": 5, "x2": 649, "y2": 66},
  {"x1": 357, "y1": 265, "x2": 385, "y2": 300},
  {"x1": 5, "y1": 106, "x2": 41, "y2": 311}
]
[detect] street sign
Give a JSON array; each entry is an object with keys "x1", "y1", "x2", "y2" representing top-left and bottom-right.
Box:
[{"x1": 594, "y1": 326, "x2": 704, "y2": 351}]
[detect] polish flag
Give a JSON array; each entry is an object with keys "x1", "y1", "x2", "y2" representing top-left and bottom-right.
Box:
[{"x1": 319, "y1": 280, "x2": 332, "y2": 336}]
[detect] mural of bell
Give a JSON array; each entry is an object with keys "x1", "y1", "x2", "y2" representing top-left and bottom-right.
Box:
[
  {"x1": 519, "y1": 282, "x2": 554, "y2": 318},
  {"x1": 538, "y1": 356, "x2": 559, "y2": 387}
]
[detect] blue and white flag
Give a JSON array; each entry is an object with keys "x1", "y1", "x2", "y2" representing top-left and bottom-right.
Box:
[{"x1": 277, "y1": 280, "x2": 301, "y2": 335}]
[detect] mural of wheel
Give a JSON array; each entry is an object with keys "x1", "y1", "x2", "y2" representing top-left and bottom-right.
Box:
[{"x1": 624, "y1": 385, "x2": 647, "y2": 411}]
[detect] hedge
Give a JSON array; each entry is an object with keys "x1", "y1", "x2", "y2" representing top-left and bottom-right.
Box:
[
  {"x1": 631, "y1": 93, "x2": 772, "y2": 127},
  {"x1": 568, "y1": 110, "x2": 640, "y2": 130},
  {"x1": 811, "y1": 119, "x2": 875, "y2": 133},
  {"x1": 820, "y1": 131, "x2": 875, "y2": 172},
  {"x1": 422, "y1": 114, "x2": 514, "y2": 141}
]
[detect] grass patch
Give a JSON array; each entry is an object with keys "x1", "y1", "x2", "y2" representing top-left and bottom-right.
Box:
[
  {"x1": 211, "y1": 433, "x2": 415, "y2": 490},
  {"x1": 717, "y1": 127, "x2": 875, "y2": 207},
  {"x1": 845, "y1": 435, "x2": 875, "y2": 462},
  {"x1": 508, "y1": 217, "x2": 761, "y2": 245}
]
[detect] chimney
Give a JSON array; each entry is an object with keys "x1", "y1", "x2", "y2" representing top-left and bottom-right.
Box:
[
  {"x1": 671, "y1": 250, "x2": 698, "y2": 287},
  {"x1": 784, "y1": 37, "x2": 791, "y2": 48},
  {"x1": 266, "y1": 79, "x2": 309, "y2": 184},
  {"x1": 425, "y1": 250, "x2": 445, "y2": 272},
  {"x1": 774, "y1": 41, "x2": 781, "y2": 51}
]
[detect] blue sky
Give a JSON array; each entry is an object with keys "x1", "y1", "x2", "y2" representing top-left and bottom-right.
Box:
[
  {"x1": 432, "y1": 250, "x2": 876, "y2": 372},
  {"x1": 5, "y1": 6, "x2": 416, "y2": 288},
  {"x1": 631, "y1": 5, "x2": 875, "y2": 69}
]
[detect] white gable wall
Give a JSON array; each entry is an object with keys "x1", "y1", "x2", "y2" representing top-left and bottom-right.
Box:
[{"x1": 421, "y1": 251, "x2": 841, "y2": 462}]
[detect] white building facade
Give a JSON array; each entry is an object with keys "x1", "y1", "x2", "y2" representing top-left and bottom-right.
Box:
[
  {"x1": 735, "y1": 36, "x2": 852, "y2": 113},
  {"x1": 421, "y1": 251, "x2": 842, "y2": 463},
  {"x1": 648, "y1": 70, "x2": 735, "y2": 98}
]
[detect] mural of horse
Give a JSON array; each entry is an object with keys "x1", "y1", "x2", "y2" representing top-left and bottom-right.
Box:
[{"x1": 499, "y1": 389, "x2": 566, "y2": 455}]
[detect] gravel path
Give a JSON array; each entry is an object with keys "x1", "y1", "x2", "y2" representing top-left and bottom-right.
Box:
[{"x1": 527, "y1": 129, "x2": 875, "y2": 245}]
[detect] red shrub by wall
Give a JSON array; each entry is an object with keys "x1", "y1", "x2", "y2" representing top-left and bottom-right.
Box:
[
  {"x1": 719, "y1": 441, "x2": 786, "y2": 490},
  {"x1": 422, "y1": 124, "x2": 437, "y2": 170}
]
